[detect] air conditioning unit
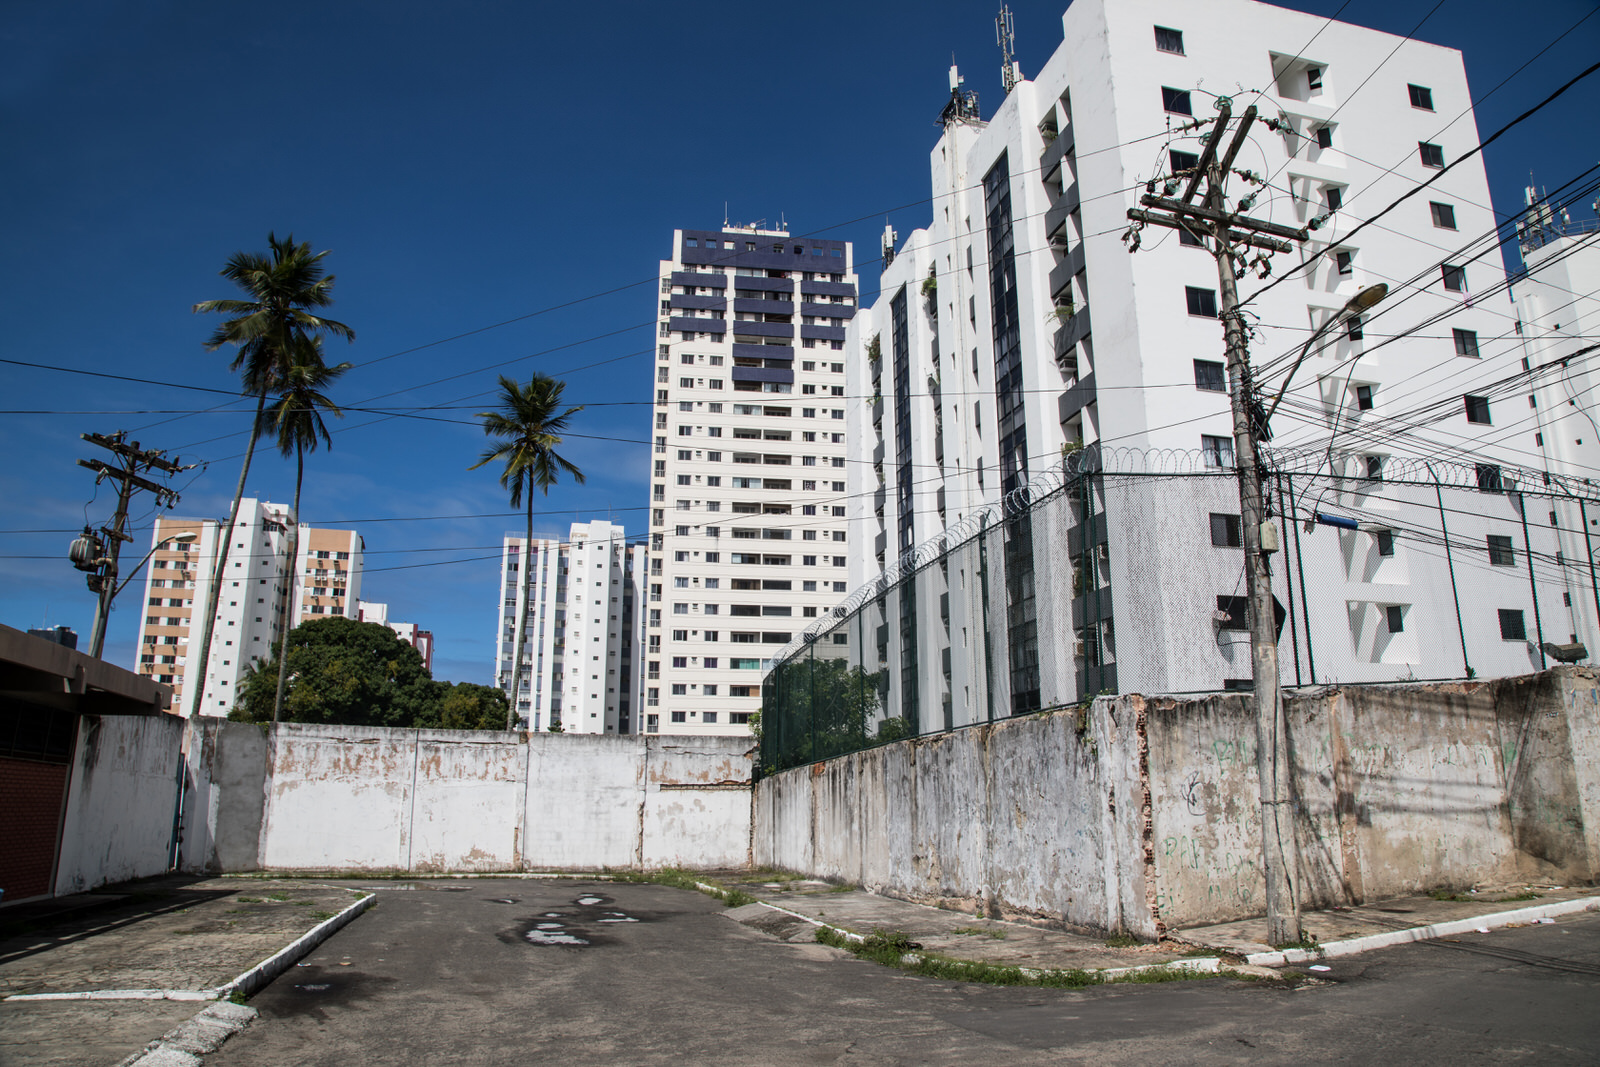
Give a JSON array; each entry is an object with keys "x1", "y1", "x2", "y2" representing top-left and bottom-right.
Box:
[{"x1": 1073, "y1": 639, "x2": 1086, "y2": 657}]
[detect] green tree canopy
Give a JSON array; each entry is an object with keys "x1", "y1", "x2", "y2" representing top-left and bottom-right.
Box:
[{"x1": 228, "y1": 617, "x2": 507, "y2": 731}]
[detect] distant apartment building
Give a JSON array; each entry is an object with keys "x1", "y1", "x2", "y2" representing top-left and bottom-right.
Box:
[
  {"x1": 357, "y1": 601, "x2": 435, "y2": 673},
  {"x1": 647, "y1": 226, "x2": 859, "y2": 734},
  {"x1": 493, "y1": 520, "x2": 644, "y2": 733},
  {"x1": 134, "y1": 501, "x2": 365, "y2": 716},
  {"x1": 291, "y1": 526, "x2": 363, "y2": 625}
]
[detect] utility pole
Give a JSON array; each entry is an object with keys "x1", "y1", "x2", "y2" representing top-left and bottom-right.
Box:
[
  {"x1": 1127, "y1": 100, "x2": 1309, "y2": 945},
  {"x1": 72, "y1": 432, "x2": 191, "y2": 658}
]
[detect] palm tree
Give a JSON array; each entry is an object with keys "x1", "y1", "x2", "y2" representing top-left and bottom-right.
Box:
[
  {"x1": 470, "y1": 374, "x2": 585, "y2": 730},
  {"x1": 260, "y1": 341, "x2": 351, "y2": 722},
  {"x1": 189, "y1": 233, "x2": 353, "y2": 719}
]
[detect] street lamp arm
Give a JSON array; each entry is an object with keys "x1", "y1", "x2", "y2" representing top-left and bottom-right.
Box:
[{"x1": 1260, "y1": 284, "x2": 1388, "y2": 430}]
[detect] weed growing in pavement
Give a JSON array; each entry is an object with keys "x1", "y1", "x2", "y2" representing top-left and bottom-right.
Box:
[
  {"x1": 952, "y1": 926, "x2": 1007, "y2": 940},
  {"x1": 1270, "y1": 934, "x2": 1321, "y2": 952},
  {"x1": 227, "y1": 990, "x2": 249, "y2": 1004},
  {"x1": 1428, "y1": 889, "x2": 1542, "y2": 904},
  {"x1": 1104, "y1": 933, "x2": 1140, "y2": 948},
  {"x1": 235, "y1": 897, "x2": 263, "y2": 904},
  {"x1": 613, "y1": 868, "x2": 754, "y2": 908},
  {"x1": 813, "y1": 926, "x2": 1220, "y2": 989},
  {"x1": 310, "y1": 911, "x2": 335, "y2": 920}
]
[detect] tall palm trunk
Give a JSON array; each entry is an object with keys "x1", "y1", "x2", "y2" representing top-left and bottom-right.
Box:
[
  {"x1": 189, "y1": 388, "x2": 267, "y2": 718},
  {"x1": 508, "y1": 494, "x2": 533, "y2": 731},
  {"x1": 272, "y1": 445, "x2": 304, "y2": 722}
]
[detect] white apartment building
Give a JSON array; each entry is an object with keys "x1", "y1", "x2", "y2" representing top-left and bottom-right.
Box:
[
  {"x1": 135, "y1": 499, "x2": 292, "y2": 715},
  {"x1": 837, "y1": 0, "x2": 1592, "y2": 707},
  {"x1": 357, "y1": 601, "x2": 435, "y2": 672},
  {"x1": 493, "y1": 520, "x2": 644, "y2": 733},
  {"x1": 290, "y1": 526, "x2": 364, "y2": 626},
  {"x1": 648, "y1": 226, "x2": 859, "y2": 734},
  {"x1": 1517, "y1": 201, "x2": 1600, "y2": 648},
  {"x1": 135, "y1": 502, "x2": 369, "y2": 715}
]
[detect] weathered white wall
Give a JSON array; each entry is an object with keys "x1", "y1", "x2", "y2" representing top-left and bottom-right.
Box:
[
  {"x1": 755, "y1": 668, "x2": 1600, "y2": 936},
  {"x1": 54, "y1": 714, "x2": 185, "y2": 895},
  {"x1": 183, "y1": 723, "x2": 753, "y2": 874}
]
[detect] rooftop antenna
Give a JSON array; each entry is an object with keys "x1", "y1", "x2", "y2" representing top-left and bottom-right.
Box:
[
  {"x1": 724, "y1": 202, "x2": 730, "y2": 228},
  {"x1": 882, "y1": 221, "x2": 899, "y2": 268},
  {"x1": 996, "y1": 4, "x2": 1022, "y2": 94},
  {"x1": 940, "y1": 56, "x2": 981, "y2": 127}
]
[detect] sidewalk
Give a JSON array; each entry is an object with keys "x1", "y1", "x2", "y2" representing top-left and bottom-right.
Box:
[
  {"x1": 0, "y1": 875, "x2": 371, "y2": 1067},
  {"x1": 708, "y1": 868, "x2": 1600, "y2": 977},
  {"x1": 709, "y1": 869, "x2": 1215, "y2": 975},
  {"x1": 1175, "y1": 882, "x2": 1600, "y2": 964}
]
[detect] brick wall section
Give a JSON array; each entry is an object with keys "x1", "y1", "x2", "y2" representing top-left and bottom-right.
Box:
[{"x1": 0, "y1": 757, "x2": 69, "y2": 900}]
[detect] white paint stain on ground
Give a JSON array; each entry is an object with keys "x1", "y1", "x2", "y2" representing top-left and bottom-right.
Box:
[{"x1": 525, "y1": 930, "x2": 590, "y2": 946}]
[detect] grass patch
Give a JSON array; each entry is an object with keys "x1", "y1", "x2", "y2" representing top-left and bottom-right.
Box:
[
  {"x1": 814, "y1": 926, "x2": 1218, "y2": 989},
  {"x1": 1271, "y1": 935, "x2": 1321, "y2": 952},
  {"x1": 1429, "y1": 888, "x2": 1542, "y2": 904},
  {"x1": 310, "y1": 911, "x2": 335, "y2": 920},
  {"x1": 614, "y1": 868, "x2": 753, "y2": 909},
  {"x1": 952, "y1": 926, "x2": 1007, "y2": 940},
  {"x1": 227, "y1": 990, "x2": 249, "y2": 1004},
  {"x1": 748, "y1": 867, "x2": 806, "y2": 883},
  {"x1": 1104, "y1": 933, "x2": 1140, "y2": 949},
  {"x1": 235, "y1": 897, "x2": 264, "y2": 904}
]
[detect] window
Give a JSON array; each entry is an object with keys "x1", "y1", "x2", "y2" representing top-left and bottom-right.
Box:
[
  {"x1": 1375, "y1": 529, "x2": 1396, "y2": 557},
  {"x1": 1324, "y1": 185, "x2": 1342, "y2": 212},
  {"x1": 1346, "y1": 315, "x2": 1363, "y2": 341},
  {"x1": 1161, "y1": 86, "x2": 1192, "y2": 115},
  {"x1": 670, "y1": 711, "x2": 687, "y2": 723},
  {"x1": 1464, "y1": 394, "x2": 1491, "y2": 424},
  {"x1": 1476, "y1": 463, "x2": 1503, "y2": 493},
  {"x1": 1487, "y1": 534, "x2": 1515, "y2": 566},
  {"x1": 1306, "y1": 66, "x2": 1323, "y2": 92},
  {"x1": 1169, "y1": 149, "x2": 1199, "y2": 174},
  {"x1": 1498, "y1": 609, "x2": 1526, "y2": 641},
  {"x1": 1315, "y1": 125, "x2": 1333, "y2": 149},
  {"x1": 1385, "y1": 605, "x2": 1405, "y2": 633},
  {"x1": 1430, "y1": 201, "x2": 1456, "y2": 229},
  {"x1": 1210, "y1": 513, "x2": 1242, "y2": 548},
  {"x1": 1408, "y1": 84, "x2": 1434, "y2": 110},
  {"x1": 1185, "y1": 286, "x2": 1217, "y2": 318},
  {"x1": 1201, "y1": 434, "x2": 1234, "y2": 468},
  {"x1": 1454, "y1": 329, "x2": 1480, "y2": 358},
  {"x1": 1335, "y1": 250, "x2": 1353, "y2": 276},
  {"x1": 1154, "y1": 25, "x2": 1183, "y2": 53},
  {"x1": 1441, "y1": 264, "x2": 1466, "y2": 292},
  {"x1": 1216, "y1": 595, "x2": 1249, "y2": 631},
  {"x1": 671, "y1": 684, "x2": 687, "y2": 696},
  {"x1": 1355, "y1": 384, "x2": 1374, "y2": 410},
  {"x1": 1418, "y1": 142, "x2": 1445, "y2": 168},
  {"x1": 1194, "y1": 359, "x2": 1226, "y2": 392},
  {"x1": 1364, "y1": 455, "x2": 1385, "y2": 481}
]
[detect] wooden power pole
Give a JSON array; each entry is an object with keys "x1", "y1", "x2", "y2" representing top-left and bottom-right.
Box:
[
  {"x1": 1127, "y1": 100, "x2": 1310, "y2": 945},
  {"x1": 75, "y1": 432, "x2": 189, "y2": 659}
]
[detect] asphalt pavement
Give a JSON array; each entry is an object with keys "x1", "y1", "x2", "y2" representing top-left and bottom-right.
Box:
[{"x1": 202, "y1": 877, "x2": 1600, "y2": 1066}]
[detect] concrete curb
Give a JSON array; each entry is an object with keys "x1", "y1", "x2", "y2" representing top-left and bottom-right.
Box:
[
  {"x1": 748, "y1": 899, "x2": 1224, "y2": 981},
  {"x1": 1241, "y1": 895, "x2": 1600, "y2": 966},
  {"x1": 113, "y1": 1001, "x2": 259, "y2": 1067},
  {"x1": 208, "y1": 889, "x2": 376, "y2": 1000}
]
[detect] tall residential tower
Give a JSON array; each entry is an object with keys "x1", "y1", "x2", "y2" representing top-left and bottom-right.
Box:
[{"x1": 648, "y1": 227, "x2": 858, "y2": 734}]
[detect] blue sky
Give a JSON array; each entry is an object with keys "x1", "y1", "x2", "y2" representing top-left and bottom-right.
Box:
[{"x1": 3, "y1": 0, "x2": 1596, "y2": 685}]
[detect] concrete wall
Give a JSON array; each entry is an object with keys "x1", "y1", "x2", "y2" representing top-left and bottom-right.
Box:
[
  {"x1": 183, "y1": 721, "x2": 753, "y2": 874},
  {"x1": 755, "y1": 668, "x2": 1600, "y2": 936},
  {"x1": 53, "y1": 714, "x2": 185, "y2": 896}
]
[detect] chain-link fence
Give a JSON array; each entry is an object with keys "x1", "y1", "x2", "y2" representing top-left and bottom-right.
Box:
[{"x1": 759, "y1": 446, "x2": 1600, "y2": 774}]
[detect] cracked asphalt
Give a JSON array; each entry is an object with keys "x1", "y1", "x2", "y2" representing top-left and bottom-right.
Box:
[{"x1": 204, "y1": 878, "x2": 1600, "y2": 1065}]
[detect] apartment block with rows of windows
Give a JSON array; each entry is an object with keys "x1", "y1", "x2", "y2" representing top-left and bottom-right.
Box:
[
  {"x1": 843, "y1": 0, "x2": 1587, "y2": 709},
  {"x1": 493, "y1": 520, "x2": 644, "y2": 733},
  {"x1": 648, "y1": 227, "x2": 858, "y2": 734}
]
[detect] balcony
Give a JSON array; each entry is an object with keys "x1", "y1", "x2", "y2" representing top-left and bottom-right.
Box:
[
  {"x1": 732, "y1": 342, "x2": 793, "y2": 362},
  {"x1": 799, "y1": 302, "x2": 855, "y2": 320},
  {"x1": 671, "y1": 293, "x2": 727, "y2": 311},
  {"x1": 1058, "y1": 370, "x2": 1096, "y2": 422},
  {"x1": 670, "y1": 316, "x2": 726, "y2": 334},
  {"x1": 730, "y1": 320, "x2": 794, "y2": 340},
  {"x1": 671, "y1": 270, "x2": 726, "y2": 288},
  {"x1": 1054, "y1": 304, "x2": 1092, "y2": 355},
  {"x1": 1039, "y1": 126, "x2": 1074, "y2": 184},
  {"x1": 1044, "y1": 180, "x2": 1080, "y2": 238},
  {"x1": 1048, "y1": 243, "x2": 1085, "y2": 301},
  {"x1": 732, "y1": 298, "x2": 793, "y2": 315}
]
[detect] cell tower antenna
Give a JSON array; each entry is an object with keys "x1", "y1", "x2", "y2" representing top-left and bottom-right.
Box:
[
  {"x1": 724, "y1": 202, "x2": 730, "y2": 228},
  {"x1": 996, "y1": 4, "x2": 1022, "y2": 94}
]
